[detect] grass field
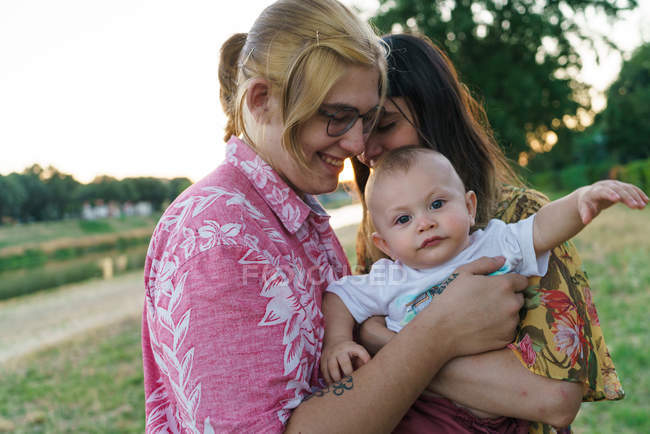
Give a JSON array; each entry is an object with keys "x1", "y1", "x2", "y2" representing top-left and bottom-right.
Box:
[
  {"x1": 0, "y1": 206, "x2": 647, "y2": 432},
  {"x1": 0, "y1": 216, "x2": 157, "y2": 252}
]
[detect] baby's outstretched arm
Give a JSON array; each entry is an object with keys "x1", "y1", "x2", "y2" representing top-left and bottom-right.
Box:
[
  {"x1": 321, "y1": 293, "x2": 371, "y2": 384},
  {"x1": 533, "y1": 180, "x2": 648, "y2": 254}
]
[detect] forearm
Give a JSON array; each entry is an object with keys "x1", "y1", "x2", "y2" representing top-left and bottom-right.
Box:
[
  {"x1": 323, "y1": 293, "x2": 357, "y2": 345},
  {"x1": 287, "y1": 302, "x2": 457, "y2": 433},
  {"x1": 428, "y1": 348, "x2": 582, "y2": 427},
  {"x1": 533, "y1": 189, "x2": 584, "y2": 254},
  {"x1": 358, "y1": 316, "x2": 396, "y2": 356},
  {"x1": 361, "y1": 320, "x2": 582, "y2": 427}
]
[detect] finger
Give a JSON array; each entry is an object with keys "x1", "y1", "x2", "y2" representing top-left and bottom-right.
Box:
[
  {"x1": 337, "y1": 353, "x2": 355, "y2": 377},
  {"x1": 578, "y1": 201, "x2": 592, "y2": 224},
  {"x1": 599, "y1": 185, "x2": 620, "y2": 203},
  {"x1": 329, "y1": 358, "x2": 342, "y2": 383},
  {"x1": 500, "y1": 273, "x2": 528, "y2": 293},
  {"x1": 321, "y1": 359, "x2": 331, "y2": 385},
  {"x1": 351, "y1": 347, "x2": 371, "y2": 365},
  {"x1": 456, "y1": 256, "x2": 506, "y2": 276},
  {"x1": 614, "y1": 186, "x2": 640, "y2": 209},
  {"x1": 627, "y1": 185, "x2": 649, "y2": 208}
]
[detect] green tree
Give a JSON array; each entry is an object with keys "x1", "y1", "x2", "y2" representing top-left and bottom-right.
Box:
[
  {"x1": 0, "y1": 174, "x2": 27, "y2": 222},
  {"x1": 42, "y1": 166, "x2": 82, "y2": 219},
  {"x1": 371, "y1": 0, "x2": 636, "y2": 160},
  {"x1": 168, "y1": 177, "x2": 192, "y2": 203},
  {"x1": 602, "y1": 42, "x2": 650, "y2": 163},
  {"x1": 124, "y1": 177, "x2": 170, "y2": 211},
  {"x1": 16, "y1": 165, "x2": 51, "y2": 221}
]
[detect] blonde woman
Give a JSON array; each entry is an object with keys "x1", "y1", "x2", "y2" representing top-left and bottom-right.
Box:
[{"x1": 142, "y1": 1, "x2": 527, "y2": 432}]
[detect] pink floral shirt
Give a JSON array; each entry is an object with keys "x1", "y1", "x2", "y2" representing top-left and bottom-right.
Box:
[{"x1": 142, "y1": 137, "x2": 351, "y2": 433}]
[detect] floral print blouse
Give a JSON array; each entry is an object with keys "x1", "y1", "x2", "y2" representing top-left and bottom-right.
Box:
[{"x1": 355, "y1": 185, "x2": 624, "y2": 434}]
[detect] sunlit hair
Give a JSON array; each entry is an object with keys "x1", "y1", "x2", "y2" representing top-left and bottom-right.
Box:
[
  {"x1": 352, "y1": 33, "x2": 522, "y2": 272},
  {"x1": 218, "y1": 0, "x2": 387, "y2": 165}
]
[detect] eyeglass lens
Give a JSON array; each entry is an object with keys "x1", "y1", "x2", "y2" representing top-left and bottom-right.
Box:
[{"x1": 325, "y1": 106, "x2": 379, "y2": 137}]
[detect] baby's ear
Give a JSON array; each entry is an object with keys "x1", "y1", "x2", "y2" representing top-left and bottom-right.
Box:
[
  {"x1": 465, "y1": 190, "x2": 477, "y2": 226},
  {"x1": 371, "y1": 232, "x2": 393, "y2": 259}
]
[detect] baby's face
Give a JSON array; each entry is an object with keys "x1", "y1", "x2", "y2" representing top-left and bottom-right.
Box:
[{"x1": 369, "y1": 153, "x2": 477, "y2": 270}]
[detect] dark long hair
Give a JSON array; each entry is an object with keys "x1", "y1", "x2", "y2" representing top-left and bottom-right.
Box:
[
  {"x1": 353, "y1": 33, "x2": 522, "y2": 271},
  {"x1": 354, "y1": 33, "x2": 520, "y2": 226}
]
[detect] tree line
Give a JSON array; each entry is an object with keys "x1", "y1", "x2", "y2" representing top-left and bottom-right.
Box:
[{"x1": 0, "y1": 164, "x2": 191, "y2": 224}]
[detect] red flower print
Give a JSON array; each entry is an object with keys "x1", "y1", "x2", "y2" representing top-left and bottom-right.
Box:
[
  {"x1": 540, "y1": 289, "x2": 576, "y2": 315},
  {"x1": 518, "y1": 334, "x2": 537, "y2": 367},
  {"x1": 552, "y1": 315, "x2": 583, "y2": 365},
  {"x1": 583, "y1": 286, "x2": 600, "y2": 326}
]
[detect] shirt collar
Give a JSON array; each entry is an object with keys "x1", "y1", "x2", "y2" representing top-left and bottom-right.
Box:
[{"x1": 226, "y1": 136, "x2": 323, "y2": 234}]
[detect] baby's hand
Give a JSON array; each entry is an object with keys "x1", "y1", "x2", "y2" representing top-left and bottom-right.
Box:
[
  {"x1": 320, "y1": 340, "x2": 370, "y2": 385},
  {"x1": 578, "y1": 180, "x2": 648, "y2": 224}
]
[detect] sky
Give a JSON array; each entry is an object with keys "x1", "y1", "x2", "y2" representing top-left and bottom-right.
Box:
[{"x1": 1, "y1": 0, "x2": 648, "y2": 184}]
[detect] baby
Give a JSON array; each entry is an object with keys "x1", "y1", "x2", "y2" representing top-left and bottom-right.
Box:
[{"x1": 321, "y1": 146, "x2": 647, "y2": 421}]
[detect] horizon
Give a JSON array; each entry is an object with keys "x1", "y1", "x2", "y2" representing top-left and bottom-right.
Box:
[{"x1": 1, "y1": 0, "x2": 648, "y2": 184}]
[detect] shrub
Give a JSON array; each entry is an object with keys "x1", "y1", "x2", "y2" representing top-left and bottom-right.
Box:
[
  {"x1": 0, "y1": 262, "x2": 103, "y2": 300},
  {"x1": 558, "y1": 165, "x2": 591, "y2": 191}
]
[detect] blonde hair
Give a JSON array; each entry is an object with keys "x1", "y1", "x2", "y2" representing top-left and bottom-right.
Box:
[{"x1": 218, "y1": 0, "x2": 387, "y2": 165}]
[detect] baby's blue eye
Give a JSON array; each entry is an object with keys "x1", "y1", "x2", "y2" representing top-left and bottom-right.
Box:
[
  {"x1": 430, "y1": 200, "x2": 444, "y2": 209},
  {"x1": 396, "y1": 215, "x2": 410, "y2": 225}
]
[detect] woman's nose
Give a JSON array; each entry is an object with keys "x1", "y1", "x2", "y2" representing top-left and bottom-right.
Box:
[
  {"x1": 338, "y1": 119, "x2": 366, "y2": 156},
  {"x1": 359, "y1": 135, "x2": 383, "y2": 167}
]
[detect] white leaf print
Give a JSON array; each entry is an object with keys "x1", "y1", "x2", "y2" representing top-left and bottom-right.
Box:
[
  {"x1": 203, "y1": 417, "x2": 215, "y2": 434},
  {"x1": 281, "y1": 203, "x2": 299, "y2": 224},
  {"x1": 173, "y1": 309, "x2": 191, "y2": 352},
  {"x1": 265, "y1": 185, "x2": 289, "y2": 205},
  {"x1": 221, "y1": 223, "x2": 241, "y2": 238},
  {"x1": 146, "y1": 385, "x2": 168, "y2": 404},
  {"x1": 180, "y1": 228, "x2": 196, "y2": 259},
  {"x1": 165, "y1": 405, "x2": 181, "y2": 434},
  {"x1": 180, "y1": 348, "x2": 195, "y2": 388},
  {"x1": 157, "y1": 307, "x2": 174, "y2": 333},
  {"x1": 193, "y1": 188, "x2": 228, "y2": 216},
  {"x1": 226, "y1": 141, "x2": 238, "y2": 164},
  {"x1": 277, "y1": 408, "x2": 290, "y2": 425},
  {"x1": 283, "y1": 335, "x2": 304, "y2": 375},
  {"x1": 259, "y1": 296, "x2": 295, "y2": 326},
  {"x1": 240, "y1": 156, "x2": 273, "y2": 188},
  {"x1": 168, "y1": 271, "x2": 188, "y2": 315},
  {"x1": 284, "y1": 394, "x2": 306, "y2": 411},
  {"x1": 243, "y1": 234, "x2": 260, "y2": 250},
  {"x1": 239, "y1": 249, "x2": 270, "y2": 264},
  {"x1": 283, "y1": 311, "x2": 303, "y2": 345},
  {"x1": 146, "y1": 402, "x2": 167, "y2": 424},
  {"x1": 188, "y1": 384, "x2": 202, "y2": 418},
  {"x1": 265, "y1": 228, "x2": 287, "y2": 244},
  {"x1": 162, "y1": 343, "x2": 180, "y2": 366},
  {"x1": 151, "y1": 421, "x2": 170, "y2": 434},
  {"x1": 152, "y1": 349, "x2": 169, "y2": 376},
  {"x1": 286, "y1": 380, "x2": 308, "y2": 394}
]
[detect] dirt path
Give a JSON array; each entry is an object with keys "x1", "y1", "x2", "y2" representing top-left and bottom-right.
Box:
[
  {"x1": 0, "y1": 272, "x2": 145, "y2": 365},
  {"x1": 0, "y1": 203, "x2": 363, "y2": 365}
]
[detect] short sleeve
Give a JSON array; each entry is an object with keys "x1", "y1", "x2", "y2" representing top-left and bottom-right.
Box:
[
  {"x1": 495, "y1": 186, "x2": 624, "y2": 403},
  {"x1": 327, "y1": 259, "x2": 394, "y2": 324},
  {"x1": 143, "y1": 246, "x2": 297, "y2": 433}
]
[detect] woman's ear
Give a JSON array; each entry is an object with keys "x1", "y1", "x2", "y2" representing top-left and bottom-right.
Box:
[
  {"x1": 465, "y1": 190, "x2": 477, "y2": 226},
  {"x1": 371, "y1": 232, "x2": 393, "y2": 259},
  {"x1": 245, "y1": 78, "x2": 273, "y2": 123}
]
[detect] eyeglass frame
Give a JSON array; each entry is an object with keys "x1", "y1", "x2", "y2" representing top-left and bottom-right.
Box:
[{"x1": 318, "y1": 104, "x2": 382, "y2": 137}]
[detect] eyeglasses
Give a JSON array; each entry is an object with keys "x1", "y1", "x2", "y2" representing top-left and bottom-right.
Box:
[{"x1": 318, "y1": 105, "x2": 381, "y2": 137}]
